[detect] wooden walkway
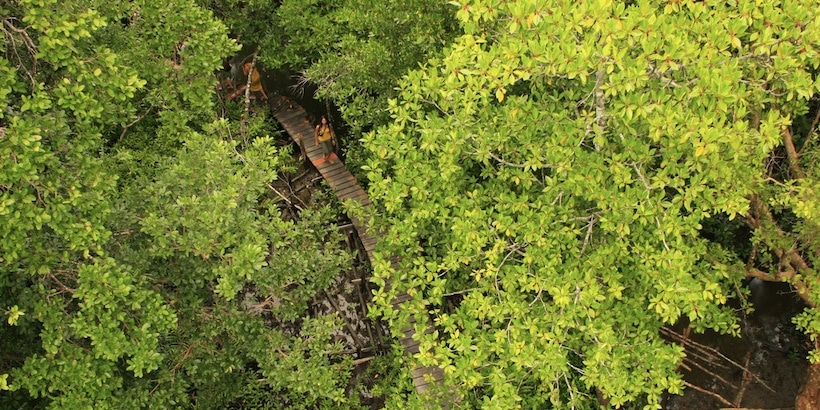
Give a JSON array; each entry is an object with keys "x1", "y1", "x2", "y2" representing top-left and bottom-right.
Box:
[{"x1": 267, "y1": 95, "x2": 445, "y2": 394}]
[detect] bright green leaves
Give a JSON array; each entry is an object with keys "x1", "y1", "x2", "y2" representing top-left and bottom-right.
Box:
[
  {"x1": 126, "y1": 0, "x2": 237, "y2": 115},
  {"x1": 71, "y1": 259, "x2": 176, "y2": 377},
  {"x1": 21, "y1": 2, "x2": 106, "y2": 68},
  {"x1": 365, "y1": 0, "x2": 820, "y2": 407},
  {"x1": 2, "y1": 0, "x2": 255, "y2": 407},
  {"x1": 135, "y1": 132, "x2": 281, "y2": 299},
  {"x1": 255, "y1": 315, "x2": 353, "y2": 406},
  {"x1": 0, "y1": 111, "x2": 113, "y2": 270},
  {"x1": 5, "y1": 305, "x2": 25, "y2": 325},
  {"x1": 0, "y1": 57, "x2": 16, "y2": 119},
  {"x1": 795, "y1": 308, "x2": 820, "y2": 363},
  {"x1": 9, "y1": 257, "x2": 175, "y2": 407},
  {"x1": 238, "y1": 0, "x2": 458, "y2": 134}
]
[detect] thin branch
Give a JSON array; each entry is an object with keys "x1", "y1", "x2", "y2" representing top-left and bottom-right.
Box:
[
  {"x1": 487, "y1": 151, "x2": 527, "y2": 169},
  {"x1": 798, "y1": 105, "x2": 820, "y2": 155},
  {"x1": 781, "y1": 127, "x2": 804, "y2": 179},
  {"x1": 2, "y1": 17, "x2": 38, "y2": 86},
  {"x1": 421, "y1": 98, "x2": 449, "y2": 116},
  {"x1": 268, "y1": 183, "x2": 304, "y2": 212},
  {"x1": 746, "y1": 194, "x2": 814, "y2": 307},
  {"x1": 646, "y1": 63, "x2": 696, "y2": 88},
  {"x1": 118, "y1": 108, "x2": 152, "y2": 143},
  {"x1": 441, "y1": 288, "x2": 480, "y2": 297},
  {"x1": 682, "y1": 356, "x2": 738, "y2": 390},
  {"x1": 289, "y1": 72, "x2": 312, "y2": 99},
  {"x1": 551, "y1": 190, "x2": 564, "y2": 206},
  {"x1": 593, "y1": 66, "x2": 607, "y2": 151},
  {"x1": 630, "y1": 162, "x2": 653, "y2": 190},
  {"x1": 580, "y1": 216, "x2": 596, "y2": 255},
  {"x1": 662, "y1": 327, "x2": 776, "y2": 393},
  {"x1": 683, "y1": 381, "x2": 734, "y2": 407},
  {"x1": 494, "y1": 247, "x2": 518, "y2": 304},
  {"x1": 243, "y1": 53, "x2": 258, "y2": 119},
  {"x1": 655, "y1": 216, "x2": 671, "y2": 251},
  {"x1": 732, "y1": 350, "x2": 753, "y2": 407}
]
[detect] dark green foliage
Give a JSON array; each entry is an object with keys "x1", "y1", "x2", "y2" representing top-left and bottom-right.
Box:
[{"x1": 1, "y1": 0, "x2": 404, "y2": 408}]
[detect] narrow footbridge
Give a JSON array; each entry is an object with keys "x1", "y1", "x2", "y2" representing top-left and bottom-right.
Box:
[{"x1": 267, "y1": 95, "x2": 445, "y2": 394}]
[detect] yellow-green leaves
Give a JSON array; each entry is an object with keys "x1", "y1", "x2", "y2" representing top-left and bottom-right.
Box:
[
  {"x1": 367, "y1": 0, "x2": 820, "y2": 407},
  {"x1": 5, "y1": 305, "x2": 25, "y2": 325}
]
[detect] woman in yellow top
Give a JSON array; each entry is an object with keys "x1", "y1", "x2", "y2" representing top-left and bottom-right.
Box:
[
  {"x1": 314, "y1": 116, "x2": 336, "y2": 164},
  {"x1": 228, "y1": 62, "x2": 268, "y2": 101}
]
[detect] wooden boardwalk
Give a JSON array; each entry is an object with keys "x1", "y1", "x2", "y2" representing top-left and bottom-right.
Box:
[{"x1": 267, "y1": 95, "x2": 445, "y2": 394}]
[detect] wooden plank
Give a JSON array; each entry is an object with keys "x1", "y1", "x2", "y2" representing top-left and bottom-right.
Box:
[
  {"x1": 325, "y1": 173, "x2": 353, "y2": 188},
  {"x1": 413, "y1": 368, "x2": 443, "y2": 383},
  {"x1": 269, "y1": 96, "x2": 446, "y2": 399},
  {"x1": 337, "y1": 184, "x2": 363, "y2": 199},
  {"x1": 335, "y1": 183, "x2": 362, "y2": 197},
  {"x1": 324, "y1": 171, "x2": 351, "y2": 184},
  {"x1": 333, "y1": 177, "x2": 360, "y2": 191},
  {"x1": 322, "y1": 165, "x2": 351, "y2": 181},
  {"x1": 413, "y1": 370, "x2": 441, "y2": 386},
  {"x1": 413, "y1": 371, "x2": 443, "y2": 392},
  {"x1": 332, "y1": 184, "x2": 361, "y2": 199},
  {"x1": 276, "y1": 110, "x2": 305, "y2": 124},
  {"x1": 331, "y1": 181, "x2": 358, "y2": 196},
  {"x1": 361, "y1": 239, "x2": 376, "y2": 251},
  {"x1": 279, "y1": 106, "x2": 306, "y2": 119},
  {"x1": 361, "y1": 236, "x2": 377, "y2": 248},
  {"x1": 391, "y1": 298, "x2": 411, "y2": 309},
  {"x1": 337, "y1": 189, "x2": 362, "y2": 201},
  {"x1": 293, "y1": 128, "x2": 314, "y2": 140},
  {"x1": 325, "y1": 167, "x2": 354, "y2": 180},
  {"x1": 401, "y1": 337, "x2": 422, "y2": 350},
  {"x1": 335, "y1": 180, "x2": 361, "y2": 192}
]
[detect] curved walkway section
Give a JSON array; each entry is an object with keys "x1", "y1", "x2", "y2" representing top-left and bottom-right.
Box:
[{"x1": 267, "y1": 96, "x2": 445, "y2": 394}]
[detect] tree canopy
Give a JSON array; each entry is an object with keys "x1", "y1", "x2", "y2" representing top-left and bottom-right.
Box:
[
  {"x1": 206, "y1": 0, "x2": 459, "y2": 133},
  {"x1": 2, "y1": 0, "x2": 819, "y2": 408},
  {"x1": 1, "y1": 0, "x2": 392, "y2": 408},
  {"x1": 364, "y1": 0, "x2": 819, "y2": 407}
]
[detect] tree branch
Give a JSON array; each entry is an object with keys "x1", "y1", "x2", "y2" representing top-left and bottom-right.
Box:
[
  {"x1": 243, "y1": 53, "x2": 258, "y2": 118},
  {"x1": 1, "y1": 17, "x2": 38, "y2": 86},
  {"x1": 118, "y1": 108, "x2": 152, "y2": 143},
  {"x1": 487, "y1": 151, "x2": 527, "y2": 169},
  {"x1": 593, "y1": 67, "x2": 607, "y2": 151},
  {"x1": 630, "y1": 162, "x2": 653, "y2": 190},
  {"x1": 798, "y1": 105, "x2": 820, "y2": 155},
  {"x1": 782, "y1": 127, "x2": 804, "y2": 179},
  {"x1": 683, "y1": 381, "x2": 734, "y2": 407},
  {"x1": 746, "y1": 194, "x2": 815, "y2": 307},
  {"x1": 580, "y1": 216, "x2": 596, "y2": 255},
  {"x1": 647, "y1": 63, "x2": 688, "y2": 88}
]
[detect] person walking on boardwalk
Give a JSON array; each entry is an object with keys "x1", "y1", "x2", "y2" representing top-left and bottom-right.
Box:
[
  {"x1": 314, "y1": 115, "x2": 336, "y2": 164},
  {"x1": 228, "y1": 61, "x2": 268, "y2": 102}
]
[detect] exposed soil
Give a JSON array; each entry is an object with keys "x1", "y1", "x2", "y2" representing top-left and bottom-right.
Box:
[{"x1": 663, "y1": 280, "x2": 812, "y2": 409}]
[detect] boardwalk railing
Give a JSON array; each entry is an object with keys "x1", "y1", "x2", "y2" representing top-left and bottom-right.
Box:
[{"x1": 267, "y1": 96, "x2": 445, "y2": 394}]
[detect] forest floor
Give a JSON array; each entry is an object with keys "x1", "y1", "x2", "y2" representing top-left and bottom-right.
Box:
[
  {"x1": 663, "y1": 280, "x2": 811, "y2": 409},
  {"x1": 269, "y1": 138, "x2": 395, "y2": 408}
]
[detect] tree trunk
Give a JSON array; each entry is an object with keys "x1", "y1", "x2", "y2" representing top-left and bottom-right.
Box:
[{"x1": 796, "y1": 362, "x2": 820, "y2": 410}]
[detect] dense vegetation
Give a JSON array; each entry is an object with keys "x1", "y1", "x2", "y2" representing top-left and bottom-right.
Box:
[{"x1": 1, "y1": 0, "x2": 818, "y2": 409}]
